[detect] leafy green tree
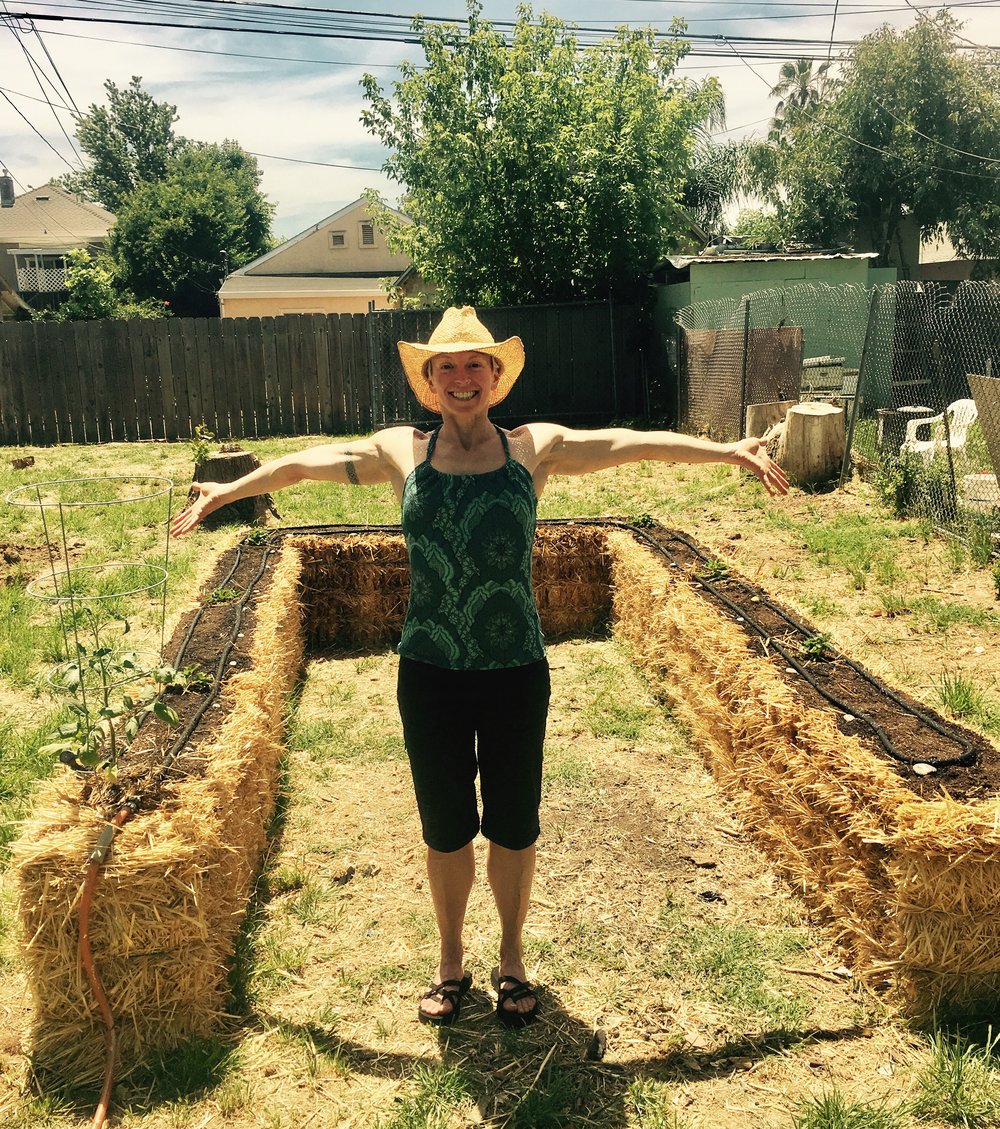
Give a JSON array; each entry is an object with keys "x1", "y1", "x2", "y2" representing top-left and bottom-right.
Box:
[
  {"x1": 768, "y1": 58, "x2": 834, "y2": 142},
  {"x1": 59, "y1": 76, "x2": 185, "y2": 213},
  {"x1": 732, "y1": 208, "x2": 786, "y2": 248},
  {"x1": 772, "y1": 14, "x2": 1000, "y2": 271},
  {"x1": 110, "y1": 141, "x2": 274, "y2": 317},
  {"x1": 35, "y1": 249, "x2": 170, "y2": 321},
  {"x1": 361, "y1": 2, "x2": 719, "y2": 304}
]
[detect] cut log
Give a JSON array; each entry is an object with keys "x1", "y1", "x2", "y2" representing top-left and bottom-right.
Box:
[
  {"x1": 775, "y1": 402, "x2": 845, "y2": 488},
  {"x1": 190, "y1": 449, "x2": 280, "y2": 529}
]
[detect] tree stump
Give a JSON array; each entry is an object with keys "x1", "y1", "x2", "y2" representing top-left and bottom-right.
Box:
[
  {"x1": 746, "y1": 400, "x2": 799, "y2": 441},
  {"x1": 191, "y1": 449, "x2": 280, "y2": 529},
  {"x1": 775, "y1": 402, "x2": 846, "y2": 488}
]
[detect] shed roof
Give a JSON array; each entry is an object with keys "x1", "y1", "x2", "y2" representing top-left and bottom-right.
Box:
[{"x1": 664, "y1": 250, "x2": 879, "y2": 269}]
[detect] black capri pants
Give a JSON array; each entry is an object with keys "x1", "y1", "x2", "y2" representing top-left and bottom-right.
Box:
[{"x1": 396, "y1": 656, "x2": 551, "y2": 853}]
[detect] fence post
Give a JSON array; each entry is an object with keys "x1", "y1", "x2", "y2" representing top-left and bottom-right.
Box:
[
  {"x1": 608, "y1": 301, "x2": 619, "y2": 420},
  {"x1": 739, "y1": 297, "x2": 751, "y2": 438},
  {"x1": 839, "y1": 285, "x2": 881, "y2": 489}
]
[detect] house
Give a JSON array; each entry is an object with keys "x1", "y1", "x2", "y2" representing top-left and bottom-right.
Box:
[
  {"x1": 0, "y1": 182, "x2": 115, "y2": 306},
  {"x1": 218, "y1": 198, "x2": 429, "y2": 317},
  {"x1": 918, "y1": 231, "x2": 982, "y2": 287}
]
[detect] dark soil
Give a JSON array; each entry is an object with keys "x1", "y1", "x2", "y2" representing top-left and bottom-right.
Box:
[
  {"x1": 632, "y1": 520, "x2": 999, "y2": 802},
  {"x1": 84, "y1": 541, "x2": 278, "y2": 818}
]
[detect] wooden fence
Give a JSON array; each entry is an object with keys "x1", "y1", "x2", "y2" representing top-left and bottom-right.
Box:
[{"x1": 0, "y1": 302, "x2": 647, "y2": 446}]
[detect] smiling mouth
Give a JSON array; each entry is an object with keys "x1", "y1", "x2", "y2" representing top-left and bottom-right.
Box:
[{"x1": 449, "y1": 390, "x2": 479, "y2": 400}]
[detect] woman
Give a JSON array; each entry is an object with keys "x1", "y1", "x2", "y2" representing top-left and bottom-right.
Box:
[{"x1": 172, "y1": 306, "x2": 788, "y2": 1028}]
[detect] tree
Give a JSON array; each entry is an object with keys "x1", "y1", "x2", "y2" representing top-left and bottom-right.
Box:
[
  {"x1": 110, "y1": 141, "x2": 275, "y2": 317},
  {"x1": 33, "y1": 249, "x2": 169, "y2": 321},
  {"x1": 59, "y1": 76, "x2": 185, "y2": 213},
  {"x1": 772, "y1": 14, "x2": 1000, "y2": 271},
  {"x1": 768, "y1": 58, "x2": 833, "y2": 141},
  {"x1": 361, "y1": 3, "x2": 719, "y2": 304}
]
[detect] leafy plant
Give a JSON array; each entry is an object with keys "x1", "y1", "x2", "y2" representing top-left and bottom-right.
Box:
[
  {"x1": 209, "y1": 586, "x2": 241, "y2": 604},
  {"x1": 190, "y1": 423, "x2": 215, "y2": 468},
  {"x1": 992, "y1": 559, "x2": 1000, "y2": 602},
  {"x1": 38, "y1": 610, "x2": 203, "y2": 775},
  {"x1": 699, "y1": 557, "x2": 732, "y2": 581},
  {"x1": 801, "y1": 631, "x2": 835, "y2": 660}
]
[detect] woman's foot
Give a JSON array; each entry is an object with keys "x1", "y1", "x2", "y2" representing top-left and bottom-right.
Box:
[
  {"x1": 491, "y1": 964, "x2": 539, "y2": 1028},
  {"x1": 418, "y1": 971, "x2": 472, "y2": 1025}
]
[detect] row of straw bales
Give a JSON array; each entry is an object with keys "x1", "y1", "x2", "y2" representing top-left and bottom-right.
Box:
[
  {"x1": 13, "y1": 520, "x2": 1000, "y2": 1085},
  {"x1": 13, "y1": 542, "x2": 305, "y2": 1084},
  {"x1": 606, "y1": 528, "x2": 1000, "y2": 1020}
]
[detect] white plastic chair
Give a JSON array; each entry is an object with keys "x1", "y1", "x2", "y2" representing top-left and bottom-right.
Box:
[{"x1": 901, "y1": 399, "x2": 978, "y2": 463}]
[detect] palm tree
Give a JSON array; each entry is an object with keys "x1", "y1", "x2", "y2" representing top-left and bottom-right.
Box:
[{"x1": 769, "y1": 58, "x2": 833, "y2": 141}]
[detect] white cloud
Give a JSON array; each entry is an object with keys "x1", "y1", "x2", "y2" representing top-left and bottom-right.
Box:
[{"x1": 3, "y1": 1, "x2": 998, "y2": 238}]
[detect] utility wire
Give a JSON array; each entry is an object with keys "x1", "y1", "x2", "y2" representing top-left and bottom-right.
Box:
[
  {"x1": 3, "y1": 26, "x2": 83, "y2": 164},
  {"x1": 0, "y1": 86, "x2": 77, "y2": 171},
  {"x1": 29, "y1": 15, "x2": 82, "y2": 113}
]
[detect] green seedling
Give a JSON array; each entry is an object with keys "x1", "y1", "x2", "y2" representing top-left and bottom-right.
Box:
[
  {"x1": 209, "y1": 587, "x2": 242, "y2": 604},
  {"x1": 699, "y1": 557, "x2": 732, "y2": 582},
  {"x1": 801, "y1": 632, "x2": 834, "y2": 660},
  {"x1": 38, "y1": 609, "x2": 202, "y2": 776}
]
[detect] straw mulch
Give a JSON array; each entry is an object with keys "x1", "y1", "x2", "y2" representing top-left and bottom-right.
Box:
[
  {"x1": 11, "y1": 541, "x2": 306, "y2": 1084},
  {"x1": 606, "y1": 528, "x2": 1000, "y2": 1021}
]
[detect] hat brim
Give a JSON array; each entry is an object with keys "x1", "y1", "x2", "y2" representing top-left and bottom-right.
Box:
[{"x1": 398, "y1": 336, "x2": 525, "y2": 414}]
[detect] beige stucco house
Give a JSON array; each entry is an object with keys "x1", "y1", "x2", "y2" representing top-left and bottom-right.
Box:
[
  {"x1": 0, "y1": 182, "x2": 115, "y2": 309},
  {"x1": 218, "y1": 198, "x2": 427, "y2": 317}
]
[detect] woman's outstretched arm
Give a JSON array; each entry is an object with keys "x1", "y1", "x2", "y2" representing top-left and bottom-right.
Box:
[{"x1": 523, "y1": 423, "x2": 789, "y2": 497}]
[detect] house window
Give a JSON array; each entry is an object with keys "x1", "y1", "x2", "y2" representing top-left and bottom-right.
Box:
[
  {"x1": 12, "y1": 251, "x2": 68, "y2": 292},
  {"x1": 329, "y1": 231, "x2": 346, "y2": 248},
  {"x1": 359, "y1": 221, "x2": 375, "y2": 247}
]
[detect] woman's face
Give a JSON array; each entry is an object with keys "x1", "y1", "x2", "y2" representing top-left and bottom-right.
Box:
[{"x1": 426, "y1": 351, "x2": 500, "y2": 413}]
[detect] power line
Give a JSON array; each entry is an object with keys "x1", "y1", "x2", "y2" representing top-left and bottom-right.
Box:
[
  {"x1": 9, "y1": 3, "x2": 999, "y2": 58},
  {"x1": 1, "y1": 17, "x2": 83, "y2": 165},
  {"x1": 0, "y1": 86, "x2": 78, "y2": 171},
  {"x1": 248, "y1": 150, "x2": 383, "y2": 171}
]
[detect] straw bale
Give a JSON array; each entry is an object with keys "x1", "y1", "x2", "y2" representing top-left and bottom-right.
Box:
[
  {"x1": 295, "y1": 524, "x2": 611, "y2": 649},
  {"x1": 12, "y1": 542, "x2": 305, "y2": 1082},
  {"x1": 605, "y1": 528, "x2": 1000, "y2": 1019}
]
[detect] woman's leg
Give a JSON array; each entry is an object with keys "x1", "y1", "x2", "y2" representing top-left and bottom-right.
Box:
[
  {"x1": 487, "y1": 841, "x2": 537, "y2": 1017},
  {"x1": 421, "y1": 842, "x2": 476, "y2": 1018},
  {"x1": 478, "y1": 660, "x2": 549, "y2": 1020}
]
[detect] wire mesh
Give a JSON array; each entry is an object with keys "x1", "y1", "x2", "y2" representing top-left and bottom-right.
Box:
[{"x1": 674, "y1": 280, "x2": 1000, "y2": 550}]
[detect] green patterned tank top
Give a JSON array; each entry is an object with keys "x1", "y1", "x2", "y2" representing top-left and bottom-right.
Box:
[{"x1": 398, "y1": 426, "x2": 545, "y2": 670}]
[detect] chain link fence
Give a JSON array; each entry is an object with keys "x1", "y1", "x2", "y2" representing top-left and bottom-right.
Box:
[{"x1": 674, "y1": 280, "x2": 1000, "y2": 556}]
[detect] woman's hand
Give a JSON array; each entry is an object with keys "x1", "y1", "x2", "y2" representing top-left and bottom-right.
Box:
[
  {"x1": 731, "y1": 438, "x2": 789, "y2": 497},
  {"x1": 171, "y1": 481, "x2": 227, "y2": 537}
]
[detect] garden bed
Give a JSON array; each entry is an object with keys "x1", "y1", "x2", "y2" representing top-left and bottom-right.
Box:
[{"x1": 11, "y1": 519, "x2": 1000, "y2": 1083}]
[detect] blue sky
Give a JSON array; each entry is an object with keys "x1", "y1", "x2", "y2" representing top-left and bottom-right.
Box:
[{"x1": 2, "y1": 1, "x2": 998, "y2": 240}]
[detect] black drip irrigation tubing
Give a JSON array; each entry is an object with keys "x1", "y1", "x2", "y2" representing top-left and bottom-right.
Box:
[{"x1": 545, "y1": 518, "x2": 977, "y2": 771}]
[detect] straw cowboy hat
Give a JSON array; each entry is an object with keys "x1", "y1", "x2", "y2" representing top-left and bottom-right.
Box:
[{"x1": 397, "y1": 306, "x2": 525, "y2": 413}]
